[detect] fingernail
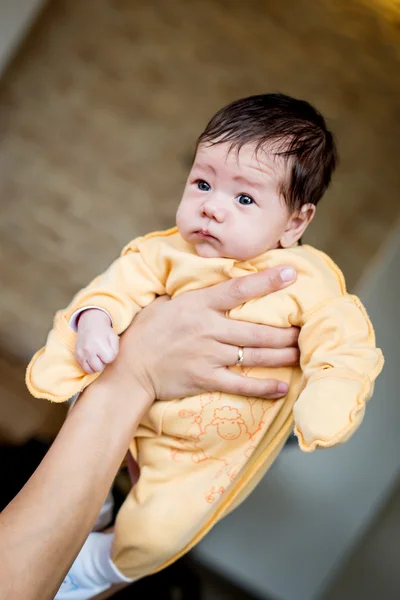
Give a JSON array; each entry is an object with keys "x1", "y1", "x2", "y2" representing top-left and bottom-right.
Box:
[
  {"x1": 278, "y1": 382, "x2": 289, "y2": 394},
  {"x1": 280, "y1": 267, "x2": 296, "y2": 282}
]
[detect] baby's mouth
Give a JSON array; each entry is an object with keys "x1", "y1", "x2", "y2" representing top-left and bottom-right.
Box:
[{"x1": 196, "y1": 229, "x2": 218, "y2": 241}]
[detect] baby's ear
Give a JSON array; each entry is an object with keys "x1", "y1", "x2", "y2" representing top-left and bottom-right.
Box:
[{"x1": 280, "y1": 204, "x2": 315, "y2": 248}]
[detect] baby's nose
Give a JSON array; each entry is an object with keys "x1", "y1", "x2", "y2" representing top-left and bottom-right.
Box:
[{"x1": 201, "y1": 201, "x2": 226, "y2": 223}]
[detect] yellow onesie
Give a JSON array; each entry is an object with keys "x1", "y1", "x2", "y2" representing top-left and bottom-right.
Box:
[{"x1": 26, "y1": 227, "x2": 383, "y2": 579}]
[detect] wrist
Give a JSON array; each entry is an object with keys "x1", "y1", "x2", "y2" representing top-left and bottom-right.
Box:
[
  {"x1": 77, "y1": 308, "x2": 112, "y2": 330},
  {"x1": 97, "y1": 360, "x2": 155, "y2": 417},
  {"x1": 102, "y1": 326, "x2": 157, "y2": 403}
]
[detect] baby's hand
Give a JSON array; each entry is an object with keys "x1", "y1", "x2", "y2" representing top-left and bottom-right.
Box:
[{"x1": 75, "y1": 309, "x2": 119, "y2": 374}]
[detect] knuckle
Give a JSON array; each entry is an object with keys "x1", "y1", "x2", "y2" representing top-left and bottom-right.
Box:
[
  {"x1": 77, "y1": 347, "x2": 88, "y2": 359},
  {"x1": 268, "y1": 327, "x2": 293, "y2": 350},
  {"x1": 189, "y1": 318, "x2": 205, "y2": 338},
  {"x1": 196, "y1": 370, "x2": 211, "y2": 389},
  {"x1": 229, "y1": 277, "x2": 246, "y2": 301},
  {"x1": 266, "y1": 328, "x2": 284, "y2": 349},
  {"x1": 250, "y1": 326, "x2": 263, "y2": 346},
  {"x1": 83, "y1": 347, "x2": 94, "y2": 359}
]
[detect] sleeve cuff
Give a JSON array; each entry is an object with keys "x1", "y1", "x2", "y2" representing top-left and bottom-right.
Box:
[{"x1": 69, "y1": 307, "x2": 113, "y2": 331}]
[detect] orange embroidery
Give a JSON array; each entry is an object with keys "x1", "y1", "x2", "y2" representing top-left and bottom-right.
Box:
[
  {"x1": 206, "y1": 486, "x2": 225, "y2": 504},
  {"x1": 170, "y1": 390, "x2": 275, "y2": 503},
  {"x1": 211, "y1": 406, "x2": 249, "y2": 441}
]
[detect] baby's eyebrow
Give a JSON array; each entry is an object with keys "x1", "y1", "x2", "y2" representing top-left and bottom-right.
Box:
[
  {"x1": 192, "y1": 163, "x2": 216, "y2": 175},
  {"x1": 233, "y1": 175, "x2": 264, "y2": 191}
]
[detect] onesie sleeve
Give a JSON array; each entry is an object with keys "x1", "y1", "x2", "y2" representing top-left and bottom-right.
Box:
[
  {"x1": 293, "y1": 294, "x2": 384, "y2": 452},
  {"x1": 60, "y1": 248, "x2": 166, "y2": 334},
  {"x1": 26, "y1": 244, "x2": 166, "y2": 402}
]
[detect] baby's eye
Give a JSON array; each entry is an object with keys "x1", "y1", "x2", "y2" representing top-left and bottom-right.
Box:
[
  {"x1": 237, "y1": 194, "x2": 254, "y2": 206},
  {"x1": 196, "y1": 180, "x2": 211, "y2": 192}
]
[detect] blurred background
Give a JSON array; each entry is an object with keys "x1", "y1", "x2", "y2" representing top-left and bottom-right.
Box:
[{"x1": 0, "y1": 1, "x2": 399, "y2": 598}]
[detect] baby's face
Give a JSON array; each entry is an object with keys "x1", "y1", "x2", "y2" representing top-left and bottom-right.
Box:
[{"x1": 176, "y1": 142, "x2": 292, "y2": 261}]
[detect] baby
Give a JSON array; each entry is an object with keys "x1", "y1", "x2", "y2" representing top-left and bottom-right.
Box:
[{"x1": 26, "y1": 94, "x2": 383, "y2": 598}]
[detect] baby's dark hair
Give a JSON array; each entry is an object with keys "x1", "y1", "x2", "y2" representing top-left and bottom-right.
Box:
[{"x1": 196, "y1": 93, "x2": 337, "y2": 211}]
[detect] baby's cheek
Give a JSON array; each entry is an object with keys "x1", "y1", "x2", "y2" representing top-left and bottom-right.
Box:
[
  {"x1": 176, "y1": 205, "x2": 190, "y2": 236},
  {"x1": 226, "y1": 231, "x2": 260, "y2": 261}
]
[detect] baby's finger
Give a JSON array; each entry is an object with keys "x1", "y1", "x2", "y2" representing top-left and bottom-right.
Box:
[
  {"x1": 81, "y1": 359, "x2": 96, "y2": 374},
  {"x1": 99, "y1": 344, "x2": 118, "y2": 365},
  {"x1": 87, "y1": 355, "x2": 105, "y2": 373},
  {"x1": 75, "y1": 350, "x2": 94, "y2": 374},
  {"x1": 99, "y1": 350, "x2": 116, "y2": 365}
]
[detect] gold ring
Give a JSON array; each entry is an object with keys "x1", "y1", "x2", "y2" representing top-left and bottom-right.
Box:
[{"x1": 236, "y1": 347, "x2": 244, "y2": 365}]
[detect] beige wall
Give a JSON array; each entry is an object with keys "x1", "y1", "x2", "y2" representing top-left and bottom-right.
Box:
[{"x1": 1, "y1": 0, "x2": 400, "y2": 362}]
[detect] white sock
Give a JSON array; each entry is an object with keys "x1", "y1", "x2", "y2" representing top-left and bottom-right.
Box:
[{"x1": 55, "y1": 532, "x2": 133, "y2": 600}]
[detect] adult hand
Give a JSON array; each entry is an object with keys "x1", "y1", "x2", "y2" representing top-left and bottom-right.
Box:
[{"x1": 114, "y1": 266, "x2": 299, "y2": 401}]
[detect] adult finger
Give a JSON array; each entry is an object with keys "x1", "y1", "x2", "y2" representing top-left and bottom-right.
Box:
[
  {"x1": 205, "y1": 266, "x2": 297, "y2": 312},
  {"x1": 224, "y1": 344, "x2": 300, "y2": 368},
  {"x1": 215, "y1": 318, "x2": 299, "y2": 349},
  {"x1": 215, "y1": 369, "x2": 289, "y2": 399}
]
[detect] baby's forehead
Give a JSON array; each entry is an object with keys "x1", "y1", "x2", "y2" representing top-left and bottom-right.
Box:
[{"x1": 195, "y1": 141, "x2": 288, "y2": 181}]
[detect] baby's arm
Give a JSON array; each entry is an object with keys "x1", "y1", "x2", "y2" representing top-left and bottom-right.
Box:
[
  {"x1": 65, "y1": 246, "x2": 166, "y2": 334},
  {"x1": 26, "y1": 245, "x2": 166, "y2": 401},
  {"x1": 69, "y1": 248, "x2": 166, "y2": 373},
  {"x1": 293, "y1": 294, "x2": 384, "y2": 452}
]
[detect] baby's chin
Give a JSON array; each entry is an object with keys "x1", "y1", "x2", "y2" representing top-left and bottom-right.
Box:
[{"x1": 194, "y1": 241, "x2": 226, "y2": 259}]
